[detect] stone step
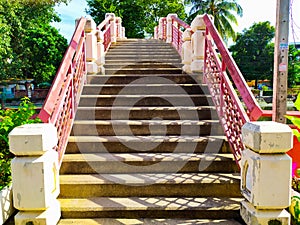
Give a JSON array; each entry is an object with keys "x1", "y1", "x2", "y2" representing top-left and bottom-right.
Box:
[
  {"x1": 58, "y1": 218, "x2": 245, "y2": 225},
  {"x1": 107, "y1": 49, "x2": 177, "y2": 54},
  {"x1": 75, "y1": 106, "x2": 218, "y2": 120},
  {"x1": 59, "y1": 173, "x2": 241, "y2": 198},
  {"x1": 66, "y1": 135, "x2": 230, "y2": 154},
  {"x1": 71, "y1": 119, "x2": 223, "y2": 136},
  {"x1": 59, "y1": 196, "x2": 242, "y2": 219},
  {"x1": 60, "y1": 153, "x2": 238, "y2": 174},
  {"x1": 87, "y1": 74, "x2": 202, "y2": 85},
  {"x1": 105, "y1": 58, "x2": 182, "y2": 64},
  {"x1": 105, "y1": 68, "x2": 183, "y2": 75},
  {"x1": 104, "y1": 62, "x2": 182, "y2": 69},
  {"x1": 78, "y1": 94, "x2": 212, "y2": 107},
  {"x1": 105, "y1": 55, "x2": 181, "y2": 60},
  {"x1": 82, "y1": 84, "x2": 208, "y2": 95},
  {"x1": 105, "y1": 51, "x2": 180, "y2": 58}
]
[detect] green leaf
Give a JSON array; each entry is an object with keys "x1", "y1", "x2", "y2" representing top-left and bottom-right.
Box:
[
  {"x1": 295, "y1": 94, "x2": 300, "y2": 111},
  {"x1": 286, "y1": 115, "x2": 300, "y2": 128}
]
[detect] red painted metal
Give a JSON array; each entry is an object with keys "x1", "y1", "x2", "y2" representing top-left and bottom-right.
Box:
[
  {"x1": 162, "y1": 18, "x2": 167, "y2": 41},
  {"x1": 170, "y1": 16, "x2": 190, "y2": 56},
  {"x1": 204, "y1": 37, "x2": 249, "y2": 164},
  {"x1": 202, "y1": 14, "x2": 264, "y2": 165},
  {"x1": 203, "y1": 14, "x2": 263, "y2": 121},
  {"x1": 98, "y1": 15, "x2": 113, "y2": 52},
  {"x1": 38, "y1": 17, "x2": 87, "y2": 165}
]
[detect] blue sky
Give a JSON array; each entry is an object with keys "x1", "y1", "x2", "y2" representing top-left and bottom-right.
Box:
[{"x1": 53, "y1": 0, "x2": 300, "y2": 43}]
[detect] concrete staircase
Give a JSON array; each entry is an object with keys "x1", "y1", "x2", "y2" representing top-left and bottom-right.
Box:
[{"x1": 58, "y1": 39, "x2": 243, "y2": 224}]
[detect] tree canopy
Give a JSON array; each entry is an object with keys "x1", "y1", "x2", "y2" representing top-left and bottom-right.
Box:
[
  {"x1": 230, "y1": 21, "x2": 275, "y2": 87},
  {"x1": 86, "y1": 0, "x2": 186, "y2": 38},
  {"x1": 0, "y1": 0, "x2": 68, "y2": 83},
  {"x1": 288, "y1": 45, "x2": 300, "y2": 87},
  {"x1": 185, "y1": 0, "x2": 243, "y2": 42}
]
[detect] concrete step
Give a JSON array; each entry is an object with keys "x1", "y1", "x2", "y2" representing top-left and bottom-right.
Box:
[
  {"x1": 107, "y1": 49, "x2": 178, "y2": 54},
  {"x1": 59, "y1": 173, "x2": 240, "y2": 198},
  {"x1": 78, "y1": 94, "x2": 212, "y2": 107},
  {"x1": 105, "y1": 55, "x2": 181, "y2": 60},
  {"x1": 59, "y1": 196, "x2": 242, "y2": 219},
  {"x1": 105, "y1": 58, "x2": 182, "y2": 64},
  {"x1": 66, "y1": 135, "x2": 230, "y2": 154},
  {"x1": 58, "y1": 218, "x2": 245, "y2": 225},
  {"x1": 60, "y1": 153, "x2": 238, "y2": 174},
  {"x1": 87, "y1": 73, "x2": 202, "y2": 84},
  {"x1": 104, "y1": 62, "x2": 182, "y2": 69},
  {"x1": 105, "y1": 68, "x2": 183, "y2": 75},
  {"x1": 82, "y1": 84, "x2": 208, "y2": 95},
  {"x1": 87, "y1": 74, "x2": 202, "y2": 85},
  {"x1": 71, "y1": 119, "x2": 223, "y2": 136},
  {"x1": 75, "y1": 106, "x2": 218, "y2": 120}
]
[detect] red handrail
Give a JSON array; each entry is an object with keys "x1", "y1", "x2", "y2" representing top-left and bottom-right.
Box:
[
  {"x1": 203, "y1": 14, "x2": 263, "y2": 121},
  {"x1": 38, "y1": 17, "x2": 87, "y2": 165},
  {"x1": 171, "y1": 16, "x2": 190, "y2": 55},
  {"x1": 98, "y1": 15, "x2": 113, "y2": 52}
]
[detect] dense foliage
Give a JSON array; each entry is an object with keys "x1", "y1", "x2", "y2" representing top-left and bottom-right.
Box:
[
  {"x1": 288, "y1": 45, "x2": 300, "y2": 87},
  {"x1": 230, "y1": 22, "x2": 275, "y2": 87},
  {"x1": 0, "y1": 98, "x2": 41, "y2": 190},
  {"x1": 86, "y1": 0, "x2": 186, "y2": 38},
  {"x1": 0, "y1": 0, "x2": 68, "y2": 83},
  {"x1": 185, "y1": 0, "x2": 243, "y2": 42}
]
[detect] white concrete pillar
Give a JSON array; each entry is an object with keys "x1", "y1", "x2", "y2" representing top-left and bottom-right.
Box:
[
  {"x1": 121, "y1": 27, "x2": 126, "y2": 39},
  {"x1": 9, "y1": 124, "x2": 61, "y2": 225},
  {"x1": 240, "y1": 121, "x2": 293, "y2": 224},
  {"x1": 105, "y1": 13, "x2": 117, "y2": 43},
  {"x1": 158, "y1": 18, "x2": 164, "y2": 40},
  {"x1": 182, "y1": 28, "x2": 192, "y2": 74},
  {"x1": 96, "y1": 30, "x2": 105, "y2": 75},
  {"x1": 85, "y1": 18, "x2": 98, "y2": 75},
  {"x1": 190, "y1": 15, "x2": 206, "y2": 73},
  {"x1": 154, "y1": 26, "x2": 158, "y2": 39},
  {"x1": 166, "y1": 14, "x2": 177, "y2": 43},
  {"x1": 116, "y1": 17, "x2": 123, "y2": 40}
]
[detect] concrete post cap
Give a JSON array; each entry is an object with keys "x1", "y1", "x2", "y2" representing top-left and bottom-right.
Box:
[
  {"x1": 9, "y1": 123, "x2": 58, "y2": 156},
  {"x1": 191, "y1": 15, "x2": 206, "y2": 32},
  {"x1": 182, "y1": 28, "x2": 192, "y2": 41},
  {"x1": 242, "y1": 121, "x2": 293, "y2": 153}
]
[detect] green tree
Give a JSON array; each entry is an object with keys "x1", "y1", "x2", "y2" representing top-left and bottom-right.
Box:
[
  {"x1": 86, "y1": 0, "x2": 186, "y2": 38},
  {"x1": 0, "y1": 0, "x2": 68, "y2": 83},
  {"x1": 142, "y1": 0, "x2": 187, "y2": 35},
  {"x1": 288, "y1": 45, "x2": 300, "y2": 87},
  {"x1": 230, "y1": 22, "x2": 275, "y2": 88},
  {"x1": 185, "y1": 0, "x2": 243, "y2": 42}
]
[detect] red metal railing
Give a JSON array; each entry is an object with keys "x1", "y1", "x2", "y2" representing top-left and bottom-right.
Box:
[
  {"x1": 155, "y1": 14, "x2": 264, "y2": 165},
  {"x1": 202, "y1": 14, "x2": 264, "y2": 164},
  {"x1": 171, "y1": 16, "x2": 190, "y2": 55},
  {"x1": 38, "y1": 15, "x2": 120, "y2": 166},
  {"x1": 98, "y1": 15, "x2": 113, "y2": 52},
  {"x1": 38, "y1": 17, "x2": 87, "y2": 164},
  {"x1": 160, "y1": 18, "x2": 167, "y2": 41}
]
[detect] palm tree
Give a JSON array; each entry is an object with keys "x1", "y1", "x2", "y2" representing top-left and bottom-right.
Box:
[{"x1": 185, "y1": 0, "x2": 243, "y2": 42}]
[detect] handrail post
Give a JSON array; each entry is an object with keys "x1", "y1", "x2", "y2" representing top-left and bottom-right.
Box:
[
  {"x1": 158, "y1": 17, "x2": 164, "y2": 40},
  {"x1": 190, "y1": 15, "x2": 206, "y2": 75},
  {"x1": 85, "y1": 18, "x2": 99, "y2": 75},
  {"x1": 182, "y1": 28, "x2": 192, "y2": 74},
  {"x1": 166, "y1": 14, "x2": 177, "y2": 43},
  {"x1": 240, "y1": 121, "x2": 292, "y2": 224},
  {"x1": 96, "y1": 30, "x2": 105, "y2": 74},
  {"x1": 9, "y1": 124, "x2": 61, "y2": 224},
  {"x1": 105, "y1": 13, "x2": 117, "y2": 43},
  {"x1": 115, "y1": 17, "x2": 126, "y2": 40}
]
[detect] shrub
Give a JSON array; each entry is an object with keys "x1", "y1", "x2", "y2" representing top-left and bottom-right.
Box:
[{"x1": 0, "y1": 97, "x2": 41, "y2": 190}]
